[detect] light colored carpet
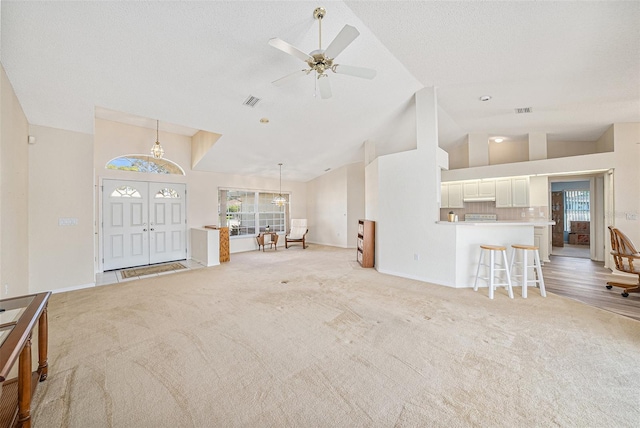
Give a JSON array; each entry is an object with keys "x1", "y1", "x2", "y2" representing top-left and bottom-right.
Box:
[{"x1": 32, "y1": 246, "x2": 639, "y2": 427}]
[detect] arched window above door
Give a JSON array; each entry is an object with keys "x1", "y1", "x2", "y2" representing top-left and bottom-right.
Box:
[{"x1": 105, "y1": 155, "x2": 185, "y2": 175}]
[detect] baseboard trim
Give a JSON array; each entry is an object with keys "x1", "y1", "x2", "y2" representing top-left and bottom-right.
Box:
[{"x1": 51, "y1": 282, "x2": 96, "y2": 294}]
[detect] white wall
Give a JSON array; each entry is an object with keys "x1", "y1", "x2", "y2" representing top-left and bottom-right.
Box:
[
  {"x1": 346, "y1": 162, "x2": 365, "y2": 248},
  {"x1": 489, "y1": 139, "x2": 528, "y2": 165},
  {"x1": 447, "y1": 140, "x2": 469, "y2": 170},
  {"x1": 306, "y1": 166, "x2": 348, "y2": 247},
  {"x1": 372, "y1": 88, "x2": 457, "y2": 285},
  {"x1": 547, "y1": 140, "x2": 597, "y2": 159},
  {"x1": 0, "y1": 64, "x2": 30, "y2": 297},
  {"x1": 28, "y1": 125, "x2": 95, "y2": 293},
  {"x1": 596, "y1": 126, "x2": 614, "y2": 153},
  {"x1": 612, "y1": 123, "x2": 640, "y2": 245}
]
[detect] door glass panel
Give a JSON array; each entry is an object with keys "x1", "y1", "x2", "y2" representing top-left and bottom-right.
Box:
[
  {"x1": 111, "y1": 185, "x2": 142, "y2": 198},
  {"x1": 154, "y1": 188, "x2": 180, "y2": 198}
]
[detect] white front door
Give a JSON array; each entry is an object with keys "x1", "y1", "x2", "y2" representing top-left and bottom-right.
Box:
[
  {"x1": 148, "y1": 182, "x2": 186, "y2": 264},
  {"x1": 103, "y1": 180, "x2": 186, "y2": 270}
]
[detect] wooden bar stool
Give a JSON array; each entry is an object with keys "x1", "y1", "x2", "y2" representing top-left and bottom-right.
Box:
[
  {"x1": 473, "y1": 245, "x2": 514, "y2": 299},
  {"x1": 509, "y1": 244, "x2": 546, "y2": 298}
]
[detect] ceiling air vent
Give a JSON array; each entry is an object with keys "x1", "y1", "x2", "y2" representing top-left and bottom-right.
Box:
[
  {"x1": 515, "y1": 107, "x2": 533, "y2": 114},
  {"x1": 243, "y1": 95, "x2": 261, "y2": 107}
]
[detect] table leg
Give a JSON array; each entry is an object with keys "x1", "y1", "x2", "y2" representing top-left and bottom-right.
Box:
[
  {"x1": 38, "y1": 306, "x2": 49, "y2": 381},
  {"x1": 17, "y1": 335, "x2": 32, "y2": 428}
]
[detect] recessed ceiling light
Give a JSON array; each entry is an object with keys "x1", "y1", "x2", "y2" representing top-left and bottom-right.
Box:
[
  {"x1": 479, "y1": 95, "x2": 492, "y2": 102},
  {"x1": 494, "y1": 138, "x2": 504, "y2": 143},
  {"x1": 260, "y1": 118, "x2": 269, "y2": 124}
]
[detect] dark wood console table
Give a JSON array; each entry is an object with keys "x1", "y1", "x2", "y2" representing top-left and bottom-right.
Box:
[{"x1": 0, "y1": 292, "x2": 50, "y2": 428}]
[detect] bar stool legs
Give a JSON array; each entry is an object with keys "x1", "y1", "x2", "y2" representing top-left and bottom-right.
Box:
[
  {"x1": 509, "y1": 244, "x2": 546, "y2": 298},
  {"x1": 474, "y1": 245, "x2": 514, "y2": 299}
]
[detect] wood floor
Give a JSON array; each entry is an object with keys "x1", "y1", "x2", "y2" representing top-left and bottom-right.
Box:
[{"x1": 542, "y1": 255, "x2": 640, "y2": 321}]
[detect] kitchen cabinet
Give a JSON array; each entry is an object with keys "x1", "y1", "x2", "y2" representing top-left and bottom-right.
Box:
[
  {"x1": 496, "y1": 177, "x2": 529, "y2": 207},
  {"x1": 512, "y1": 177, "x2": 530, "y2": 207},
  {"x1": 534, "y1": 226, "x2": 550, "y2": 262},
  {"x1": 495, "y1": 179, "x2": 512, "y2": 207},
  {"x1": 463, "y1": 181, "x2": 479, "y2": 199},
  {"x1": 463, "y1": 179, "x2": 495, "y2": 201},
  {"x1": 479, "y1": 180, "x2": 496, "y2": 198},
  {"x1": 441, "y1": 182, "x2": 463, "y2": 208}
]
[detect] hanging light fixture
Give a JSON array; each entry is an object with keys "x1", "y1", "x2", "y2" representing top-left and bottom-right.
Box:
[
  {"x1": 151, "y1": 119, "x2": 164, "y2": 159},
  {"x1": 272, "y1": 163, "x2": 287, "y2": 207}
]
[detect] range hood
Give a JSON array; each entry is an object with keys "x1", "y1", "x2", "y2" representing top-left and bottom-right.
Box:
[{"x1": 463, "y1": 195, "x2": 496, "y2": 202}]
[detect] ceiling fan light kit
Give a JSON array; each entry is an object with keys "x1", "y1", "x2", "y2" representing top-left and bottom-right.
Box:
[{"x1": 269, "y1": 6, "x2": 376, "y2": 99}]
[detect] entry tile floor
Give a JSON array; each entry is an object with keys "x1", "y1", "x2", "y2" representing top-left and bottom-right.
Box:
[{"x1": 96, "y1": 259, "x2": 205, "y2": 286}]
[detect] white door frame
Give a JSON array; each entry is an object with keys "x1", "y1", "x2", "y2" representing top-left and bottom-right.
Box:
[{"x1": 99, "y1": 178, "x2": 187, "y2": 272}]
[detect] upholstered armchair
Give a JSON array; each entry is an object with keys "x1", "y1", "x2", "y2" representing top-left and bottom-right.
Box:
[{"x1": 285, "y1": 219, "x2": 308, "y2": 249}]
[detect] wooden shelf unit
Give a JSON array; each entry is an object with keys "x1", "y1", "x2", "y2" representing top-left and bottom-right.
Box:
[{"x1": 357, "y1": 220, "x2": 375, "y2": 268}]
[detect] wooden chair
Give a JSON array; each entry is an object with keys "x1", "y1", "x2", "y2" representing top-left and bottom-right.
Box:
[
  {"x1": 285, "y1": 219, "x2": 308, "y2": 249},
  {"x1": 606, "y1": 226, "x2": 640, "y2": 297}
]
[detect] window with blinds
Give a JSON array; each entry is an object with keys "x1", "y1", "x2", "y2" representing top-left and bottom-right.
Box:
[{"x1": 564, "y1": 190, "x2": 590, "y2": 232}]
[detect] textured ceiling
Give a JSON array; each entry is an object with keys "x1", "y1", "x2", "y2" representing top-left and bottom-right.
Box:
[{"x1": 2, "y1": 1, "x2": 639, "y2": 182}]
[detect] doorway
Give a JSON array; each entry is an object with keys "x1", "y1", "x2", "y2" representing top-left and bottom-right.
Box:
[
  {"x1": 549, "y1": 175, "x2": 606, "y2": 261},
  {"x1": 102, "y1": 179, "x2": 186, "y2": 270}
]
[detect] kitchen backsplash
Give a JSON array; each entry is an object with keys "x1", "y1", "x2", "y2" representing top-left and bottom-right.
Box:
[{"x1": 440, "y1": 202, "x2": 549, "y2": 221}]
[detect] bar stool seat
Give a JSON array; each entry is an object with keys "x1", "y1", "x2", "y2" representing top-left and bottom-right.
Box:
[
  {"x1": 473, "y1": 245, "x2": 514, "y2": 299},
  {"x1": 509, "y1": 244, "x2": 546, "y2": 298}
]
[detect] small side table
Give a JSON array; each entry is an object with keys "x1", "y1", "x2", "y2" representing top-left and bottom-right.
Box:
[{"x1": 256, "y1": 232, "x2": 278, "y2": 251}]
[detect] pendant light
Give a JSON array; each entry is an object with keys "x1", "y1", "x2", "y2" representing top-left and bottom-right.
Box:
[
  {"x1": 272, "y1": 163, "x2": 287, "y2": 207},
  {"x1": 151, "y1": 120, "x2": 164, "y2": 159}
]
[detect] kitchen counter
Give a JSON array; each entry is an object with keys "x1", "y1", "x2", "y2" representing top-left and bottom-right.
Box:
[
  {"x1": 437, "y1": 220, "x2": 555, "y2": 226},
  {"x1": 434, "y1": 220, "x2": 554, "y2": 288}
]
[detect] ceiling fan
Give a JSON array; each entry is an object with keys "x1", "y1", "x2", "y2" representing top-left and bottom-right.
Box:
[{"x1": 268, "y1": 7, "x2": 376, "y2": 99}]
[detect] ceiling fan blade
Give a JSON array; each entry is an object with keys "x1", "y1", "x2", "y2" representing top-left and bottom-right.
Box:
[
  {"x1": 318, "y1": 76, "x2": 332, "y2": 99},
  {"x1": 324, "y1": 25, "x2": 360, "y2": 59},
  {"x1": 272, "y1": 70, "x2": 308, "y2": 87},
  {"x1": 332, "y1": 64, "x2": 377, "y2": 80},
  {"x1": 268, "y1": 38, "x2": 311, "y2": 62}
]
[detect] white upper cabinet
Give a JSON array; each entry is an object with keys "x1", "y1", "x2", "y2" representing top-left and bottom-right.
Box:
[
  {"x1": 495, "y1": 178, "x2": 512, "y2": 207},
  {"x1": 478, "y1": 180, "x2": 496, "y2": 198},
  {"x1": 463, "y1": 181, "x2": 479, "y2": 199},
  {"x1": 448, "y1": 182, "x2": 464, "y2": 208},
  {"x1": 441, "y1": 182, "x2": 464, "y2": 208},
  {"x1": 512, "y1": 177, "x2": 530, "y2": 207},
  {"x1": 495, "y1": 177, "x2": 529, "y2": 207},
  {"x1": 462, "y1": 179, "x2": 495, "y2": 201}
]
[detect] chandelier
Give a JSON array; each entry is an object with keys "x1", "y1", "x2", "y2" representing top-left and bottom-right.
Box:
[
  {"x1": 151, "y1": 120, "x2": 164, "y2": 159},
  {"x1": 272, "y1": 163, "x2": 287, "y2": 207}
]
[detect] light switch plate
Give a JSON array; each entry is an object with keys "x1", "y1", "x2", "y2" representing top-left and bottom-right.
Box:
[{"x1": 59, "y1": 217, "x2": 78, "y2": 226}]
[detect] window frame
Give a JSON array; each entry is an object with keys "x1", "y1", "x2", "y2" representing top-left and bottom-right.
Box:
[
  {"x1": 218, "y1": 188, "x2": 290, "y2": 238},
  {"x1": 105, "y1": 154, "x2": 185, "y2": 175}
]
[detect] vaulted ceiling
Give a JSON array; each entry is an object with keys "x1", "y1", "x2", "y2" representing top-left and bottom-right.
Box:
[{"x1": 2, "y1": 1, "x2": 638, "y2": 181}]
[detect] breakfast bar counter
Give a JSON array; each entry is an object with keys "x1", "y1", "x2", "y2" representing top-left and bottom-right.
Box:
[{"x1": 435, "y1": 220, "x2": 554, "y2": 288}]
